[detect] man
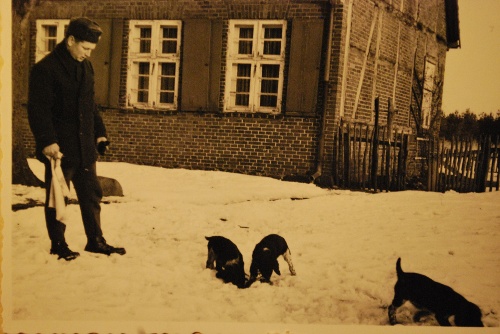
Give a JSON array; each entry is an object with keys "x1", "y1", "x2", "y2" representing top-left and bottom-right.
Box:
[{"x1": 28, "y1": 17, "x2": 125, "y2": 261}]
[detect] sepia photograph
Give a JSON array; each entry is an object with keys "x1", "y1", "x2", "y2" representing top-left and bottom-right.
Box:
[{"x1": 2, "y1": 0, "x2": 499, "y2": 333}]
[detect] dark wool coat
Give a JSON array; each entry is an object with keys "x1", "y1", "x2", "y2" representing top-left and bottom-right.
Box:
[{"x1": 28, "y1": 41, "x2": 107, "y2": 168}]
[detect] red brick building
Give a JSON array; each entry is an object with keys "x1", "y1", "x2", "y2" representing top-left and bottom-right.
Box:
[{"x1": 17, "y1": 0, "x2": 460, "y2": 187}]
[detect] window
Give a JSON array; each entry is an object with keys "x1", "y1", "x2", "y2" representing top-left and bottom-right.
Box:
[
  {"x1": 35, "y1": 20, "x2": 70, "y2": 62},
  {"x1": 224, "y1": 20, "x2": 287, "y2": 113},
  {"x1": 421, "y1": 60, "x2": 436, "y2": 129},
  {"x1": 127, "y1": 20, "x2": 182, "y2": 109}
]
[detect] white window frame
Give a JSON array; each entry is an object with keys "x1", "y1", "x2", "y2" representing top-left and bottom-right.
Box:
[
  {"x1": 126, "y1": 20, "x2": 182, "y2": 110},
  {"x1": 421, "y1": 60, "x2": 436, "y2": 129},
  {"x1": 35, "y1": 19, "x2": 70, "y2": 63},
  {"x1": 224, "y1": 20, "x2": 287, "y2": 113}
]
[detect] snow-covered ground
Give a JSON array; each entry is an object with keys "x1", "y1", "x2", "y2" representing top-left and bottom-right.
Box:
[{"x1": 2, "y1": 160, "x2": 499, "y2": 334}]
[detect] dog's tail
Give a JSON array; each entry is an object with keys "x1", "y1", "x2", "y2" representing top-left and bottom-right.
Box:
[{"x1": 396, "y1": 257, "x2": 403, "y2": 278}]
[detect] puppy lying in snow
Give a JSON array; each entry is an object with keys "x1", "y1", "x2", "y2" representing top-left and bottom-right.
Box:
[
  {"x1": 388, "y1": 258, "x2": 483, "y2": 327},
  {"x1": 205, "y1": 236, "x2": 246, "y2": 289},
  {"x1": 246, "y1": 234, "x2": 296, "y2": 287}
]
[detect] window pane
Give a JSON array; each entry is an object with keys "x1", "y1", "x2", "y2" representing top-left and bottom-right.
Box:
[
  {"x1": 263, "y1": 27, "x2": 282, "y2": 55},
  {"x1": 261, "y1": 80, "x2": 278, "y2": 93},
  {"x1": 45, "y1": 25, "x2": 57, "y2": 37},
  {"x1": 161, "y1": 77, "x2": 175, "y2": 91},
  {"x1": 137, "y1": 62, "x2": 150, "y2": 102},
  {"x1": 236, "y1": 64, "x2": 251, "y2": 106},
  {"x1": 158, "y1": 63, "x2": 176, "y2": 104},
  {"x1": 162, "y1": 41, "x2": 177, "y2": 53},
  {"x1": 161, "y1": 63, "x2": 176, "y2": 76},
  {"x1": 262, "y1": 64, "x2": 280, "y2": 78},
  {"x1": 161, "y1": 27, "x2": 178, "y2": 54},
  {"x1": 236, "y1": 94, "x2": 250, "y2": 106},
  {"x1": 238, "y1": 27, "x2": 253, "y2": 55},
  {"x1": 139, "y1": 62, "x2": 150, "y2": 75},
  {"x1": 264, "y1": 41, "x2": 281, "y2": 55},
  {"x1": 47, "y1": 39, "x2": 57, "y2": 52},
  {"x1": 260, "y1": 64, "x2": 280, "y2": 107},
  {"x1": 160, "y1": 92, "x2": 174, "y2": 104},
  {"x1": 260, "y1": 95, "x2": 277, "y2": 107},
  {"x1": 162, "y1": 27, "x2": 178, "y2": 38},
  {"x1": 236, "y1": 79, "x2": 251, "y2": 93},
  {"x1": 239, "y1": 27, "x2": 253, "y2": 39},
  {"x1": 238, "y1": 41, "x2": 253, "y2": 55},
  {"x1": 264, "y1": 27, "x2": 282, "y2": 39},
  {"x1": 44, "y1": 25, "x2": 58, "y2": 52},
  {"x1": 237, "y1": 64, "x2": 251, "y2": 78},
  {"x1": 139, "y1": 27, "x2": 152, "y2": 53}
]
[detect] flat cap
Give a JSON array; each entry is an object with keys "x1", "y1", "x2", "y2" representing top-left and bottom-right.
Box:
[{"x1": 66, "y1": 17, "x2": 102, "y2": 43}]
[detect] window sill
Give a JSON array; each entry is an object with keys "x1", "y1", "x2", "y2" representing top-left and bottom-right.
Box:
[{"x1": 119, "y1": 107, "x2": 178, "y2": 115}]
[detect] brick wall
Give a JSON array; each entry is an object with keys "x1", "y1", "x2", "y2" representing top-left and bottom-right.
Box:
[
  {"x1": 101, "y1": 110, "x2": 320, "y2": 178},
  {"x1": 20, "y1": 108, "x2": 319, "y2": 178}
]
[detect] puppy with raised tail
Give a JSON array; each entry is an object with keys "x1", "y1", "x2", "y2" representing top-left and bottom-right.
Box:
[
  {"x1": 388, "y1": 258, "x2": 483, "y2": 327},
  {"x1": 246, "y1": 234, "x2": 296, "y2": 287},
  {"x1": 205, "y1": 236, "x2": 246, "y2": 289}
]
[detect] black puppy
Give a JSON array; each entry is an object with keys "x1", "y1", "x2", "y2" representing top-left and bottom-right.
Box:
[
  {"x1": 205, "y1": 236, "x2": 246, "y2": 289},
  {"x1": 388, "y1": 258, "x2": 483, "y2": 327},
  {"x1": 246, "y1": 234, "x2": 296, "y2": 287}
]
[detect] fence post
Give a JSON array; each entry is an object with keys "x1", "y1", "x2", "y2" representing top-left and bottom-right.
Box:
[
  {"x1": 333, "y1": 122, "x2": 341, "y2": 186},
  {"x1": 344, "y1": 123, "x2": 351, "y2": 188},
  {"x1": 371, "y1": 97, "x2": 380, "y2": 191},
  {"x1": 477, "y1": 135, "x2": 491, "y2": 192},
  {"x1": 495, "y1": 135, "x2": 500, "y2": 191}
]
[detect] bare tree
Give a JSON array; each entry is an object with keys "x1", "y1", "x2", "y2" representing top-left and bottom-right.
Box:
[
  {"x1": 410, "y1": 62, "x2": 444, "y2": 138},
  {"x1": 12, "y1": 0, "x2": 43, "y2": 186}
]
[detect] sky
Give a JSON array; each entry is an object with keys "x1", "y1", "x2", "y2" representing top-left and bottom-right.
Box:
[{"x1": 441, "y1": 0, "x2": 500, "y2": 116}]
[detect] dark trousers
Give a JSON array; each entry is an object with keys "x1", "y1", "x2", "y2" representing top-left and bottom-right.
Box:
[{"x1": 44, "y1": 162, "x2": 103, "y2": 243}]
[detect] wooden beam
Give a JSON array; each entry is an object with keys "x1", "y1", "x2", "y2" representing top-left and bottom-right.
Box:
[
  {"x1": 339, "y1": 0, "x2": 354, "y2": 117},
  {"x1": 351, "y1": 7, "x2": 378, "y2": 119},
  {"x1": 370, "y1": 9, "x2": 384, "y2": 123},
  {"x1": 392, "y1": 7, "x2": 403, "y2": 110}
]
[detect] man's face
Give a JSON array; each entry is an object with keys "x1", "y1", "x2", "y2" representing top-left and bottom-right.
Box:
[{"x1": 67, "y1": 36, "x2": 97, "y2": 62}]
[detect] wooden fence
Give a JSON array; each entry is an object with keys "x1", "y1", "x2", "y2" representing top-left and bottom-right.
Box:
[
  {"x1": 332, "y1": 97, "x2": 498, "y2": 193},
  {"x1": 426, "y1": 135, "x2": 500, "y2": 193},
  {"x1": 332, "y1": 120, "x2": 409, "y2": 192}
]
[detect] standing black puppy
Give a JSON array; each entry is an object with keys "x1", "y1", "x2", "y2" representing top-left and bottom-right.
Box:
[
  {"x1": 246, "y1": 234, "x2": 296, "y2": 287},
  {"x1": 388, "y1": 258, "x2": 483, "y2": 327},
  {"x1": 205, "y1": 236, "x2": 246, "y2": 289}
]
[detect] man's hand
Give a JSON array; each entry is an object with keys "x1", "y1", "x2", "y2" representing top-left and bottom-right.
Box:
[
  {"x1": 42, "y1": 143, "x2": 61, "y2": 159},
  {"x1": 97, "y1": 137, "x2": 110, "y2": 155}
]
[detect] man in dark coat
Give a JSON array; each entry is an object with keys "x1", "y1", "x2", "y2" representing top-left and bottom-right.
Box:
[{"x1": 28, "y1": 17, "x2": 125, "y2": 260}]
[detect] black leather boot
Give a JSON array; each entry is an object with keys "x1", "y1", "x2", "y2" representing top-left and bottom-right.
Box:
[
  {"x1": 50, "y1": 241, "x2": 80, "y2": 261},
  {"x1": 85, "y1": 236, "x2": 126, "y2": 255}
]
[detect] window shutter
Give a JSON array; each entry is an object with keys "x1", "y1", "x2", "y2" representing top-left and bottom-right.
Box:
[
  {"x1": 91, "y1": 19, "x2": 112, "y2": 106},
  {"x1": 108, "y1": 19, "x2": 124, "y2": 108},
  {"x1": 208, "y1": 21, "x2": 222, "y2": 111},
  {"x1": 286, "y1": 19, "x2": 324, "y2": 114},
  {"x1": 181, "y1": 19, "x2": 222, "y2": 111}
]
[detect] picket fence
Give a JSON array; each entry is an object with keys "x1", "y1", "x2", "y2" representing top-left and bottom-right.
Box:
[
  {"x1": 332, "y1": 97, "x2": 499, "y2": 193},
  {"x1": 332, "y1": 120, "x2": 409, "y2": 192},
  {"x1": 426, "y1": 135, "x2": 500, "y2": 193}
]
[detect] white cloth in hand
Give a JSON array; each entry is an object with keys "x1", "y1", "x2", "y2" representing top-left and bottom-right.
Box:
[{"x1": 46, "y1": 152, "x2": 70, "y2": 221}]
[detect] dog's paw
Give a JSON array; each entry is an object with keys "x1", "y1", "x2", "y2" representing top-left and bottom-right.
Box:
[{"x1": 388, "y1": 305, "x2": 399, "y2": 325}]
